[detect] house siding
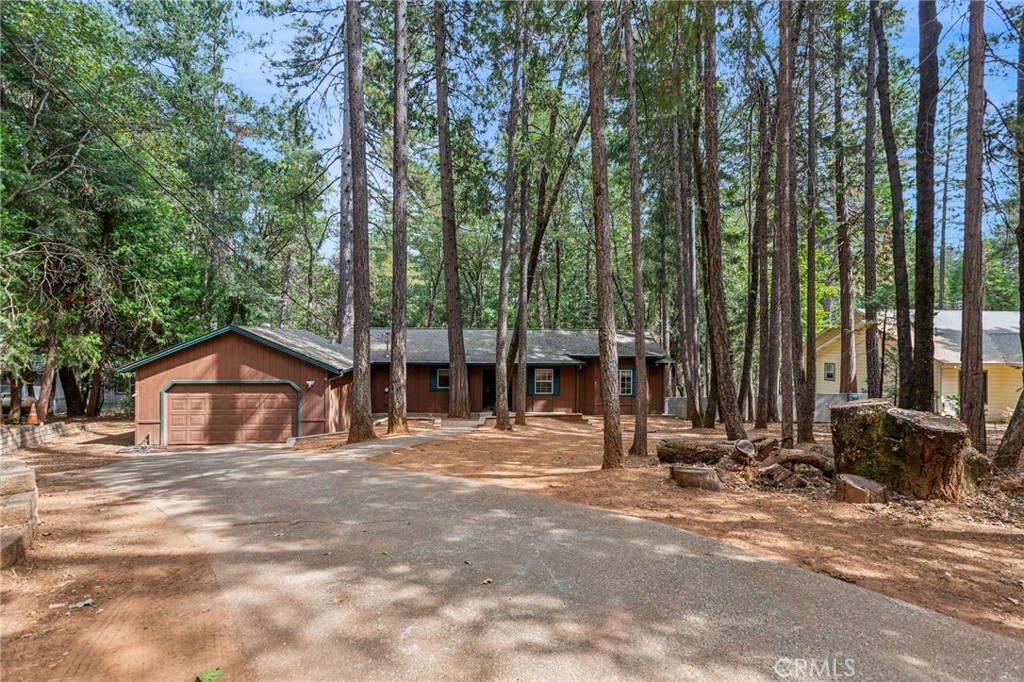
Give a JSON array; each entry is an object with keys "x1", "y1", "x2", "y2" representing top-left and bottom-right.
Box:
[
  {"x1": 816, "y1": 325, "x2": 1023, "y2": 423},
  {"x1": 368, "y1": 359, "x2": 664, "y2": 416},
  {"x1": 133, "y1": 331, "x2": 337, "y2": 444}
]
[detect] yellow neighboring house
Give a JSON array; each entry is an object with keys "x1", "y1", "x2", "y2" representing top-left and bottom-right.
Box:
[{"x1": 814, "y1": 310, "x2": 1023, "y2": 423}]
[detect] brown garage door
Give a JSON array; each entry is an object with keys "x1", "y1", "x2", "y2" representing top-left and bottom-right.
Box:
[{"x1": 165, "y1": 384, "x2": 297, "y2": 445}]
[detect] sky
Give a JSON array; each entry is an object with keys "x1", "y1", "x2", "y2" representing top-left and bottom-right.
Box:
[{"x1": 222, "y1": 1, "x2": 1023, "y2": 249}]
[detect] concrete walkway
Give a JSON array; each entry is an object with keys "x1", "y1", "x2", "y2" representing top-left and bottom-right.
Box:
[{"x1": 92, "y1": 426, "x2": 1024, "y2": 682}]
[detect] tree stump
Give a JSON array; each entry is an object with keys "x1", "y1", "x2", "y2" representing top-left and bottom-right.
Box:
[
  {"x1": 831, "y1": 399, "x2": 968, "y2": 501},
  {"x1": 657, "y1": 439, "x2": 732, "y2": 464},
  {"x1": 669, "y1": 465, "x2": 724, "y2": 491},
  {"x1": 834, "y1": 474, "x2": 889, "y2": 504}
]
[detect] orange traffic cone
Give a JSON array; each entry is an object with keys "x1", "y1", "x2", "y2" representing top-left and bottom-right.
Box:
[{"x1": 26, "y1": 403, "x2": 39, "y2": 425}]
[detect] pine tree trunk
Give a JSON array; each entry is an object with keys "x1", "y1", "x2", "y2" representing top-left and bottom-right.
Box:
[
  {"x1": 776, "y1": 0, "x2": 796, "y2": 448},
  {"x1": 346, "y1": 0, "x2": 377, "y2": 443},
  {"x1": 961, "y1": 0, "x2": 986, "y2": 452},
  {"x1": 586, "y1": 0, "x2": 624, "y2": 469},
  {"x1": 864, "y1": 15, "x2": 882, "y2": 399},
  {"x1": 8, "y1": 375, "x2": 22, "y2": 424},
  {"x1": 672, "y1": 115, "x2": 701, "y2": 427},
  {"x1": 835, "y1": 28, "x2": 857, "y2": 395},
  {"x1": 435, "y1": 0, "x2": 471, "y2": 419},
  {"x1": 514, "y1": 52, "x2": 530, "y2": 427},
  {"x1": 624, "y1": 0, "x2": 648, "y2": 455},
  {"x1": 36, "y1": 330, "x2": 58, "y2": 423},
  {"x1": 701, "y1": 3, "x2": 745, "y2": 441},
  {"x1": 59, "y1": 367, "x2": 84, "y2": 416},
  {"x1": 938, "y1": 99, "x2": 953, "y2": 311},
  {"x1": 802, "y1": 4, "x2": 818, "y2": 442},
  {"x1": 337, "y1": 35, "x2": 354, "y2": 343},
  {"x1": 871, "y1": 0, "x2": 913, "y2": 408},
  {"x1": 85, "y1": 357, "x2": 102, "y2": 418},
  {"x1": 388, "y1": 0, "x2": 411, "y2": 435},
  {"x1": 753, "y1": 80, "x2": 775, "y2": 429},
  {"x1": 494, "y1": 0, "x2": 523, "y2": 432},
  {"x1": 910, "y1": 0, "x2": 940, "y2": 412},
  {"x1": 993, "y1": 15, "x2": 1024, "y2": 472}
]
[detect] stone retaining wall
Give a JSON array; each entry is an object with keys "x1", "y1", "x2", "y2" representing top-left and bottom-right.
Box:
[
  {"x1": 0, "y1": 421, "x2": 94, "y2": 456},
  {"x1": 1, "y1": 457, "x2": 38, "y2": 568}
]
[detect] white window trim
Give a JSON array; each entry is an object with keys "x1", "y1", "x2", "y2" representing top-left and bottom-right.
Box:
[
  {"x1": 618, "y1": 369, "x2": 634, "y2": 396},
  {"x1": 436, "y1": 368, "x2": 450, "y2": 390},
  {"x1": 824, "y1": 363, "x2": 836, "y2": 382},
  {"x1": 534, "y1": 368, "x2": 554, "y2": 395}
]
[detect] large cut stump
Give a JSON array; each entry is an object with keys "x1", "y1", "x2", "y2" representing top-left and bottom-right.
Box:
[
  {"x1": 657, "y1": 439, "x2": 732, "y2": 464},
  {"x1": 831, "y1": 399, "x2": 968, "y2": 501},
  {"x1": 669, "y1": 465, "x2": 724, "y2": 491}
]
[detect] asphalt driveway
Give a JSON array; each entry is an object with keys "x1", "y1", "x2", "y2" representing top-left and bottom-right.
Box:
[{"x1": 92, "y1": 432, "x2": 1024, "y2": 682}]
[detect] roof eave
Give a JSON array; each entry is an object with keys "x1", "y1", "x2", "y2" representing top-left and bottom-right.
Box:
[{"x1": 117, "y1": 326, "x2": 349, "y2": 375}]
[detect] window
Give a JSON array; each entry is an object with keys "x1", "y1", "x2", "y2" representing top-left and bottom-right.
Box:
[
  {"x1": 619, "y1": 369, "x2": 634, "y2": 397},
  {"x1": 824, "y1": 363, "x2": 836, "y2": 382},
  {"x1": 534, "y1": 368, "x2": 554, "y2": 395},
  {"x1": 436, "y1": 368, "x2": 450, "y2": 390}
]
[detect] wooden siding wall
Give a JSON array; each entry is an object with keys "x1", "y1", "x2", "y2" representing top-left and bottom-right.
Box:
[
  {"x1": 133, "y1": 331, "x2": 337, "y2": 444},
  {"x1": 369, "y1": 359, "x2": 664, "y2": 416}
]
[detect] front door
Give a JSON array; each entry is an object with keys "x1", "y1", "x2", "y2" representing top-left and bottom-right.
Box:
[{"x1": 482, "y1": 368, "x2": 496, "y2": 410}]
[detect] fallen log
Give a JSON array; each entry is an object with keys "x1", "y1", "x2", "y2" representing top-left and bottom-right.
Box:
[
  {"x1": 669, "y1": 465, "x2": 724, "y2": 491},
  {"x1": 657, "y1": 439, "x2": 733, "y2": 464},
  {"x1": 758, "y1": 463, "x2": 807, "y2": 488},
  {"x1": 761, "y1": 448, "x2": 835, "y2": 476}
]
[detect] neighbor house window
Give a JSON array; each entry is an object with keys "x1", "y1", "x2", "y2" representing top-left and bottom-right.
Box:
[
  {"x1": 436, "y1": 368, "x2": 450, "y2": 389},
  {"x1": 824, "y1": 363, "x2": 836, "y2": 381},
  {"x1": 534, "y1": 368, "x2": 554, "y2": 395},
  {"x1": 619, "y1": 369, "x2": 634, "y2": 396}
]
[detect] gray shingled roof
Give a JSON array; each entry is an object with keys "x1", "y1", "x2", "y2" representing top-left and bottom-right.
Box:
[
  {"x1": 931, "y1": 311, "x2": 1022, "y2": 366},
  {"x1": 339, "y1": 328, "x2": 668, "y2": 366},
  {"x1": 239, "y1": 326, "x2": 353, "y2": 371},
  {"x1": 121, "y1": 325, "x2": 670, "y2": 374}
]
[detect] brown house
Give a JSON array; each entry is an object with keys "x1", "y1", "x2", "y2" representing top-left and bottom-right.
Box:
[{"x1": 119, "y1": 325, "x2": 668, "y2": 446}]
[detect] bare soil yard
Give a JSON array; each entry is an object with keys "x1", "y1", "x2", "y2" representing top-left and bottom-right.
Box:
[
  {"x1": 375, "y1": 415, "x2": 1024, "y2": 642},
  {"x1": 0, "y1": 422, "x2": 251, "y2": 682}
]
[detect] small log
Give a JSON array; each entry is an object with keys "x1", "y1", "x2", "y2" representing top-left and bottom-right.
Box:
[
  {"x1": 669, "y1": 465, "x2": 724, "y2": 491},
  {"x1": 761, "y1": 448, "x2": 835, "y2": 476},
  {"x1": 759, "y1": 463, "x2": 792, "y2": 486},
  {"x1": 750, "y1": 436, "x2": 780, "y2": 461},
  {"x1": 657, "y1": 439, "x2": 733, "y2": 464},
  {"x1": 834, "y1": 474, "x2": 889, "y2": 504}
]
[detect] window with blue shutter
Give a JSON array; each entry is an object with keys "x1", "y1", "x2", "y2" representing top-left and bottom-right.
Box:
[
  {"x1": 430, "y1": 367, "x2": 450, "y2": 391},
  {"x1": 527, "y1": 368, "x2": 560, "y2": 396}
]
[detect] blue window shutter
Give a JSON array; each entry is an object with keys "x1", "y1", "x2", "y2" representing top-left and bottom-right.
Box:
[
  {"x1": 429, "y1": 368, "x2": 438, "y2": 392},
  {"x1": 527, "y1": 368, "x2": 535, "y2": 396},
  {"x1": 553, "y1": 368, "x2": 561, "y2": 396},
  {"x1": 631, "y1": 369, "x2": 637, "y2": 397}
]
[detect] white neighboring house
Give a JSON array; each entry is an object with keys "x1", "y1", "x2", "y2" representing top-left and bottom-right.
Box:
[{"x1": 814, "y1": 310, "x2": 1023, "y2": 423}]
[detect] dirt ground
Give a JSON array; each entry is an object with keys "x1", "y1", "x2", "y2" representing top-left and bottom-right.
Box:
[
  {"x1": 0, "y1": 422, "x2": 252, "y2": 682},
  {"x1": 375, "y1": 415, "x2": 1024, "y2": 642},
  {"x1": 290, "y1": 417, "x2": 440, "y2": 452}
]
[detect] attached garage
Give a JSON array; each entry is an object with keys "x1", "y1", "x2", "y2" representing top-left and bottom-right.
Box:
[
  {"x1": 120, "y1": 326, "x2": 353, "y2": 446},
  {"x1": 163, "y1": 383, "x2": 299, "y2": 445}
]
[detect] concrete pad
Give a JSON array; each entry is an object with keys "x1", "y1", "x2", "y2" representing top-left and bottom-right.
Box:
[{"x1": 92, "y1": 431, "x2": 1024, "y2": 682}]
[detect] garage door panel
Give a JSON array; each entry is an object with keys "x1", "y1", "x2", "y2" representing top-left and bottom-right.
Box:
[{"x1": 164, "y1": 384, "x2": 297, "y2": 445}]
